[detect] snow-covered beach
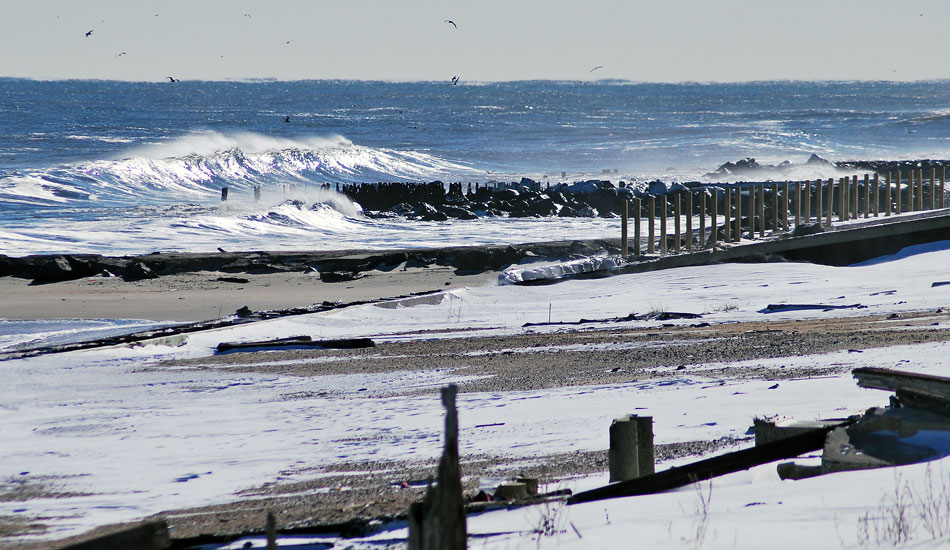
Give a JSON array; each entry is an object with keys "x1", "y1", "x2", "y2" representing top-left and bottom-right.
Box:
[{"x1": 2, "y1": 238, "x2": 950, "y2": 549}]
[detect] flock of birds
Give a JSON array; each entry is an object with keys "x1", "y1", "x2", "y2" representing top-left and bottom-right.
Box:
[{"x1": 82, "y1": 15, "x2": 604, "y2": 86}]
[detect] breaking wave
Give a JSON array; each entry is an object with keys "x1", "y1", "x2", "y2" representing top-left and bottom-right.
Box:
[{"x1": 0, "y1": 132, "x2": 478, "y2": 209}]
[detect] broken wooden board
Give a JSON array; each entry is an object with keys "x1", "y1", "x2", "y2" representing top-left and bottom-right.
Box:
[
  {"x1": 568, "y1": 423, "x2": 845, "y2": 505},
  {"x1": 853, "y1": 367, "x2": 950, "y2": 401},
  {"x1": 216, "y1": 336, "x2": 375, "y2": 353}
]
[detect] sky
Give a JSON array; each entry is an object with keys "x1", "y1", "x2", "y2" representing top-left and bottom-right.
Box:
[{"x1": 1, "y1": 0, "x2": 948, "y2": 83}]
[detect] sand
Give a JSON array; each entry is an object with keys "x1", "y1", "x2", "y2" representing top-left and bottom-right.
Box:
[{"x1": 0, "y1": 265, "x2": 498, "y2": 322}]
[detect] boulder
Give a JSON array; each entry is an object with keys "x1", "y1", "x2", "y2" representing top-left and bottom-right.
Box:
[{"x1": 123, "y1": 262, "x2": 159, "y2": 282}]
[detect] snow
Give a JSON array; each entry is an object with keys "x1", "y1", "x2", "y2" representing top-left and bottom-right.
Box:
[{"x1": 2, "y1": 241, "x2": 950, "y2": 548}]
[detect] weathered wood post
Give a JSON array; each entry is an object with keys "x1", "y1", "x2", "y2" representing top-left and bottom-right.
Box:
[
  {"x1": 873, "y1": 173, "x2": 880, "y2": 217},
  {"x1": 772, "y1": 184, "x2": 779, "y2": 233},
  {"x1": 814, "y1": 179, "x2": 821, "y2": 225},
  {"x1": 793, "y1": 181, "x2": 801, "y2": 229},
  {"x1": 710, "y1": 190, "x2": 718, "y2": 246},
  {"x1": 758, "y1": 185, "x2": 765, "y2": 238},
  {"x1": 699, "y1": 191, "x2": 707, "y2": 248},
  {"x1": 266, "y1": 512, "x2": 277, "y2": 550},
  {"x1": 863, "y1": 174, "x2": 870, "y2": 218},
  {"x1": 825, "y1": 178, "x2": 834, "y2": 227},
  {"x1": 897, "y1": 171, "x2": 904, "y2": 215},
  {"x1": 804, "y1": 180, "x2": 813, "y2": 223},
  {"x1": 838, "y1": 177, "x2": 846, "y2": 222},
  {"x1": 917, "y1": 168, "x2": 924, "y2": 211},
  {"x1": 254, "y1": 185, "x2": 261, "y2": 202},
  {"x1": 407, "y1": 385, "x2": 466, "y2": 550},
  {"x1": 648, "y1": 196, "x2": 656, "y2": 254},
  {"x1": 782, "y1": 182, "x2": 790, "y2": 231},
  {"x1": 674, "y1": 194, "x2": 681, "y2": 252},
  {"x1": 634, "y1": 198, "x2": 641, "y2": 257},
  {"x1": 942, "y1": 166, "x2": 946, "y2": 209},
  {"x1": 686, "y1": 191, "x2": 693, "y2": 251},
  {"x1": 907, "y1": 170, "x2": 914, "y2": 212},
  {"x1": 621, "y1": 199, "x2": 628, "y2": 257},
  {"x1": 851, "y1": 175, "x2": 859, "y2": 219},
  {"x1": 221, "y1": 187, "x2": 229, "y2": 201},
  {"x1": 723, "y1": 187, "x2": 731, "y2": 243},
  {"x1": 931, "y1": 167, "x2": 937, "y2": 211},
  {"x1": 885, "y1": 172, "x2": 892, "y2": 216},
  {"x1": 733, "y1": 186, "x2": 741, "y2": 242},
  {"x1": 660, "y1": 196, "x2": 668, "y2": 255},
  {"x1": 608, "y1": 415, "x2": 655, "y2": 482},
  {"x1": 747, "y1": 184, "x2": 755, "y2": 240}
]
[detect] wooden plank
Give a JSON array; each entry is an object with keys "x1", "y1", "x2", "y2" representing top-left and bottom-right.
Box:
[
  {"x1": 216, "y1": 337, "x2": 374, "y2": 353},
  {"x1": 567, "y1": 424, "x2": 842, "y2": 505},
  {"x1": 57, "y1": 520, "x2": 169, "y2": 550},
  {"x1": 852, "y1": 367, "x2": 950, "y2": 399}
]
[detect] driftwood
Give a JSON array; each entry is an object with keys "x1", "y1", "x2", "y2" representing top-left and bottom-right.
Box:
[
  {"x1": 853, "y1": 367, "x2": 950, "y2": 400},
  {"x1": 568, "y1": 423, "x2": 844, "y2": 505},
  {"x1": 215, "y1": 337, "x2": 375, "y2": 353}
]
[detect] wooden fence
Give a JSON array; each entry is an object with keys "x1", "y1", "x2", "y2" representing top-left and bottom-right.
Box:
[{"x1": 622, "y1": 168, "x2": 948, "y2": 257}]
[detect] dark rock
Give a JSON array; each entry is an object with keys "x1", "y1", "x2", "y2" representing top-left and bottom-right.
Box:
[
  {"x1": 806, "y1": 153, "x2": 832, "y2": 166},
  {"x1": 235, "y1": 306, "x2": 253, "y2": 318},
  {"x1": 791, "y1": 223, "x2": 825, "y2": 237},
  {"x1": 439, "y1": 205, "x2": 478, "y2": 220},
  {"x1": 320, "y1": 270, "x2": 364, "y2": 283},
  {"x1": 29, "y1": 256, "x2": 75, "y2": 285},
  {"x1": 411, "y1": 203, "x2": 449, "y2": 222},
  {"x1": 123, "y1": 262, "x2": 159, "y2": 282}
]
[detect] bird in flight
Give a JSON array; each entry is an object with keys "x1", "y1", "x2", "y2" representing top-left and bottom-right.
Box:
[
  {"x1": 167, "y1": 76, "x2": 179, "y2": 82},
  {"x1": 85, "y1": 29, "x2": 94, "y2": 37},
  {"x1": 444, "y1": 19, "x2": 457, "y2": 29},
  {"x1": 115, "y1": 51, "x2": 127, "y2": 57},
  {"x1": 451, "y1": 75, "x2": 460, "y2": 85},
  {"x1": 590, "y1": 65, "x2": 603, "y2": 73}
]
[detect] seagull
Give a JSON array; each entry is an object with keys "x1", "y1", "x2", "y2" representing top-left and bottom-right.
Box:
[
  {"x1": 115, "y1": 51, "x2": 127, "y2": 57},
  {"x1": 590, "y1": 65, "x2": 603, "y2": 73},
  {"x1": 284, "y1": 115, "x2": 290, "y2": 123},
  {"x1": 85, "y1": 29, "x2": 94, "y2": 37},
  {"x1": 167, "y1": 76, "x2": 179, "y2": 82},
  {"x1": 451, "y1": 75, "x2": 459, "y2": 85},
  {"x1": 444, "y1": 19, "x2": 457, "y2": 29}
]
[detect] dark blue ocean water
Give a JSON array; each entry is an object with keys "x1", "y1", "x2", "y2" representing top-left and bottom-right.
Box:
[{"x1": 2, "y1": 78, "x2": 950, "y2": 255}]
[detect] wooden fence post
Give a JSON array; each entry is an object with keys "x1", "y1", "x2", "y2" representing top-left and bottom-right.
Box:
[
  {"x1": 907, "y1": 170, "x2": 914, "y2": 212},
  {"x1": 699, "y1": 191, "x2": 706, "y2": 248},
  {"x1": 648, "y1": 196, "x2": 656, "y2": 254},
  {"x1": 621, "y1": 199, "x2": 628, "y2": 257},
  {"x1": 783, "y1": 182, "x2": 790, "y2": 231},
  {"x1": 931, "y1": 167, "x2": 937, "y2": 210},
  {"x1": 710, "y1": 191, "x2": 718, "y2": 246},
  {"x1": 794, "y1": 181, "x2": 801, "y2": 229},
  {"x1": 885, "y1": 172, "x2": 892, "y2": 216},
  {"x1": 917, "y1": 168, "x2": 924, "y2": 211},
  {"x1": 634, "y1": 198, "x2": 641, "y2": 257},
  {"x1": 839, "y1": 177, "x2": 846, "y2": 221},
  {"x1": 873, "y1": 173, "x2": 879, "y2": 217},
  {"x1": 733, "y1": 186, "x2": 741, "y2": 242},
  {"x1": 772, "y1": 184, "x2": 779, "y2": 232},
  {"x1": 758, "y1": 185, "x2": 765, "y2": 238},
  {"x1": 674, "y1": 194, "x2": 681, "y2": 252},
  {"x1": 825, "y1": 178, "x2": 834, "y2": 227},
  {"x1": 851, "y1": 175, "x2": 858, "y2": 219},
  {"x1": 221, "y1": 187, "x2": 229, "y2": 201},
  {"x1": 686, "y1": 192, "x2": 693, "y2": 251},
  {"x1": 747, "y1": 185, "x2": 755, "y2": 240},
  {"x1": 723, "y1": 188, "x2": 731, "y2": 243},
  {"x1": 863, "y1": 174, "x2": 870, "y2": 219},
  {"x1": 942, "y1": 166, "x2": 946, "y2": 209},
  {"x1": 608, "y1": 415, "x2": 655, "y2": 482},
  {"x1": 407, "y1": 385, "x2": 466, "y2": 550},
  {"x1": 660, "y1": 196, "x2": 668, "y2": 255}
]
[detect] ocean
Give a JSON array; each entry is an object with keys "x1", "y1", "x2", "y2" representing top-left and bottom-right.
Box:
[{"x1": 3, "y1": 78, "x2": 950, "y2": 256}]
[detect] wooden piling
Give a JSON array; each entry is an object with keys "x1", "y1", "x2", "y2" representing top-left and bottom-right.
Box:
[
  {"x1": 897, "y1": 172, "x2": 903, "y2": 215},
  {"x1": 407, "y1": 385, "x2": 467, "y2": 550},
  {"x1": 907, "y1": 170, "x2": 914, "y2": 212},
  {"x1": 621, "y1": 199, "x2": 628, "y2": 257},
  {"x1": 838, "y1": 177, "x2": 846, "y2": 222},
  {"x1": 804, "y1": 180, "x2": 813, "y2": 223},
  {"x1": 942, "y1": 166, "x2": 946, "y2": 209},
  {"x1": 633, "y1": 198, "x2": 641, "y2": 256},
  {"x1": 758, "y1": 185, "x2": 765, "y2": 238},
  {"x1": 660, "y1": 196, "x2": 668, "y2": 255},
  {"x1": 873, "y1": 173, "x2": 879, "y2": 217},
  {"x1": 253, "y1": 185, "x2": 261, "y2": 202},
  {"x1": 220, "y1": 187, "x2": 228, "y2": 201},
  {"x1": 648, "y1": 196, "x2": 656, "y2": 254},
  {"x1": 710, "y1": 191, "x2": 718, "y2": 246},
  {"x1": 772, "y1": 184, "x2": 779, "y2": 232},
  {"x1": 825, "y1": 178, "x2": 834, "y2": 227},
  {"x1": 674, "y1": 195, "x2": 681, "y2": 252},
  {"x1": 747, "y1": 185, "x2": 755, "y2": 240},
  {"x1": 266, "y1": 512, "x2": 277, "y2": 550},
  {"x1": 931, "y1": 167, "x2": 937, "y2": 211},
  {"x1": 733, "y1": 187, "x2": 741, "y2": 242},
  {"x1": 686, "y1": 192, "x2": 693, "y2": 251},
  {"x1": 723, "y1": 188, "x2": 731, "y2": 243},
  {"x1": 885, "y1": 172, "x2": 892, "y2": 216},
  {"x1": 863, "y1": 174, "x2": 870, "y2": 219},
  {"x1": 851, "y1": 175, "x2": 859, "y2": 219},
  {"x1": 917, "y1": 168, "x2": 924, "y2": 211},
  {"x1": 699, "y1": 191, "x2": 707, "y2": 248},
  {"x1": 783, "y1": 182, "x2": 790, "y2": 231},
  {"x1": 608, "y1": 415, "x2": 655, "y2": 482},
  {"x1": 794, "y1": 181, "x2": 801, "y2": 229}
]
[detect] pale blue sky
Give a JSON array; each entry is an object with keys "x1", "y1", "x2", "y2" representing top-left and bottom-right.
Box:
[{"x1": 1, "y1": 0, "x2": 946, "y2": 82}]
